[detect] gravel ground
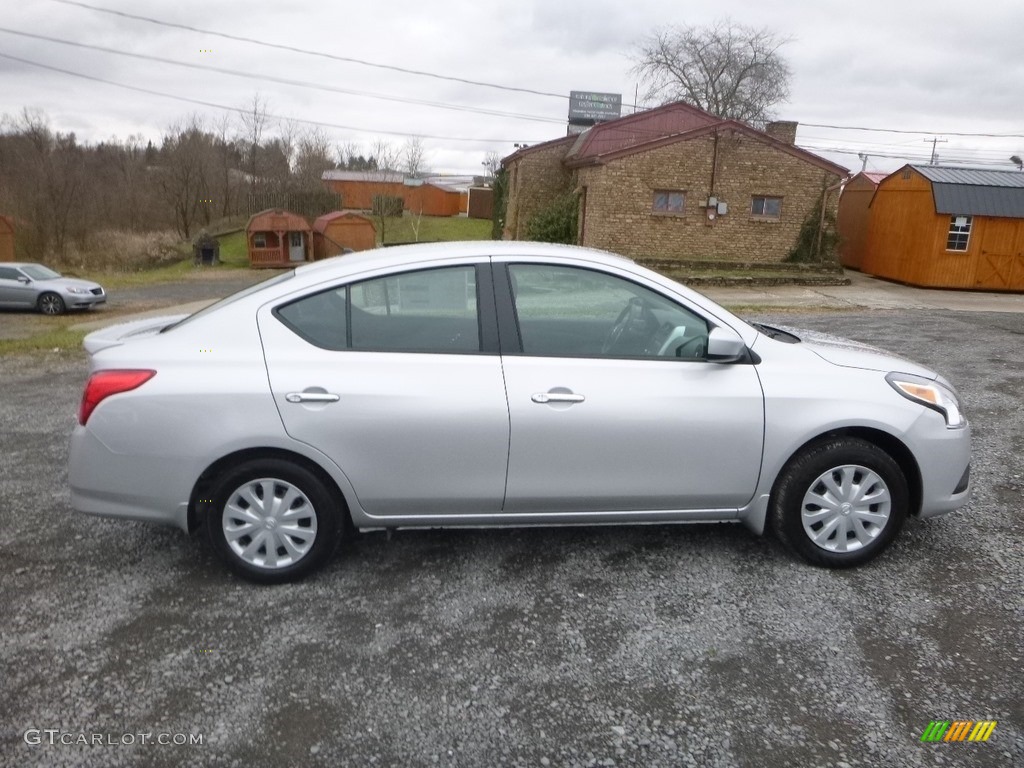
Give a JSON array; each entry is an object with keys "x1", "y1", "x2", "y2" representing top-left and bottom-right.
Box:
[
  {"x1": 0, "y1": 270, "x2": 269, "y2": 340},
  {"x1": 1, "y1": 309, "x2": 1021, "y2": 768}
]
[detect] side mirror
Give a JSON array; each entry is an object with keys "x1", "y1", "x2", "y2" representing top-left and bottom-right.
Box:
[
  {"x1": 706, "y1": 326, "x2": 747, "y2": 363},
  {"x1": 17, "y1": 275, "x2": 31, "y2": 284}
]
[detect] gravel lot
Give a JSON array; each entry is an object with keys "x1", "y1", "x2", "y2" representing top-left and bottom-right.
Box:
[
  {"x1": 1, "y1": 308, "x2": 1021, "y2": 767},
  {"x1": 0, "y1": 269, "x2": 268, "y2": 340}
]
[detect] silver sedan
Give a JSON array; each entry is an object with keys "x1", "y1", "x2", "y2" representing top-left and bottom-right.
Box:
[
  {"x1": 0, "y1": 262, "x2": 106, "y2": 314},
  {"x1": 69, "y1": 242, "x2": 971, "y2": 583}
]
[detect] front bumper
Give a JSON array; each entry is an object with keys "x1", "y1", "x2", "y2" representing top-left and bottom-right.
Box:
[
  {"x1": 908, "y1": 415, "x2": 972, "y2": 519},
  {"x1": 65, "y1": 291, "x2": 106, "y2": 309}
]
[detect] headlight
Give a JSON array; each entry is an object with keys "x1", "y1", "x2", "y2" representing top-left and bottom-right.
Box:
[
  {"x1": 886, "y1": 372, "x2": 965, "y2": 428},
  {"x1": 66, "y1": 287, "x2": 90, "y2": 294}
]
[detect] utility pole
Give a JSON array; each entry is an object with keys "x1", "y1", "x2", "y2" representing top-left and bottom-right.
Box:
[
  {"x1": 857, "y1": 153, "x2": 869, "y2": 172},
  {"x1": 925, "y1": 137, "x2": 947, "y2": 165}
]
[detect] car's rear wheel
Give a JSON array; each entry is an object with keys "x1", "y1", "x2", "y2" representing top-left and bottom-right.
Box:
[
  {"x1": 38, "y1": 292, "x2": 65, "y2": 315},
  {"x1": 205, "y1": 458, "x2": 342, "y2": 583},
  {"x1": 770, "y1": 437, "x2": 908, "y2": 567}
]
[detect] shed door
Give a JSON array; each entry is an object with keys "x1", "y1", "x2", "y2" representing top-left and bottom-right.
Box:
[{"x1": 289, "y1": 231, "x2": 305, "y2": 262}]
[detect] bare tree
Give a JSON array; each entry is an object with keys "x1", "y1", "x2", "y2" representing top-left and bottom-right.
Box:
[
  {"x1": 481, "y1": 150, "x2": 501, "y2": 178},
  {"x1": 211, "y1": 113, "x2": 240, "y2": 218},
  {"x1": 158, "y1": 116, "x2": 213, "y2": 239},
  {"x1": 631, "y1": 19, "x2": 791, "y2": 125},
  {"x1": 401, "y1": 136, "x2": 428, "y2": 179},
  {"x1": 238, "y1": 93, "x2": 269, "y2": 190},
  {"x1": 295, "y1": 127, "x2": 335, "y2": 189},
  {"x1": 276, "y1": 117, "x2": 302, "y2": 181},
  {"x1": 368, "y1": 139, "x2": 402, "y2": 245}
]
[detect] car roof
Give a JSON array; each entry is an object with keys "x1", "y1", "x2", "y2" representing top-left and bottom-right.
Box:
[{"x1": 291, "y1": 241, "x2": 635, "y2": 279}]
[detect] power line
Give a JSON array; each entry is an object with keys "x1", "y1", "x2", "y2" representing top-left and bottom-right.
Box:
[
  {"x1": 801, "y1": 121, "x2": 1024, "y2": 139},
  {"x1": 49, "y1": 0, "x2": 569, "y2": 101},
  {"x1": 0, "y1": 51, "x2": 537, "y2": 145},
  {"x1": 0, "y1": 27, "x2": 565, "y2": 125}
]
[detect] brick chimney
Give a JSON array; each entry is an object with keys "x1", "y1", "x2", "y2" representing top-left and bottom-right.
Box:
[{"x1": 764, "y1": 120, "x2": 798, "y2": 145}]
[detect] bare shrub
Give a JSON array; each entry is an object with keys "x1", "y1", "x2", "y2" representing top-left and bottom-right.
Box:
[{"x1": 59, "y1": 229, "x2": 186, "y2": 272}]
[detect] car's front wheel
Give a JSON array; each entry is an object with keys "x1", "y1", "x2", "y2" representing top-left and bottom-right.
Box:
[
  {"x1": 770, "y1": 437, "x2": 908, "y2": 567},
  {"x1": 205, "y1": 459, "x2": 342, "y2": 583},
  {"x1": 38, "y1": 292, "x2": 65, "y2": 315}
]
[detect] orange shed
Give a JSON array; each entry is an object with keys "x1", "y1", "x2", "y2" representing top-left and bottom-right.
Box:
[
  {"x1": 836, "y1": 172, "x2": 885, "y2": 270},
  {"x1": 321, "y1": 171, "x2": 468, "y2": 217},
  {"x1": 313, "y1": 211, "x2": 377, "y2": 259},
  {"x1": 861, "y1": 166, "x2": 1024, "y2": 290},
  {"x1": 246, "y1": 209, "x2": 312, "y2": 268},
  {"x1": 0, "y1": 215, "x2": 14, "y2": 261}
]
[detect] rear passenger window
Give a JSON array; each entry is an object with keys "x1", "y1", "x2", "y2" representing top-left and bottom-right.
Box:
[
  {"x1": 276, "y1": 287, "x2": 348, "y2": 351},
  {"x1": 275, "y1": 266, "x2": 480, "y2": 353},
  {"x1": 351, "y1": 266, "x2": 478, "y2": 352}
]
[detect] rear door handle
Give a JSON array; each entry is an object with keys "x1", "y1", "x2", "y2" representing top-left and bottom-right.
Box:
[
  {"x1": 531, "y1": 392, "x2": 585, "y2": 404},
  {"x1": 286, "y1": 392, "x2": 340, "y2": 403}
]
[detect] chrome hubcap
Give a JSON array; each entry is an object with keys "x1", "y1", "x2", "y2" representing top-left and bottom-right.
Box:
[
  {"x1": 41, "y1": 296, "x2": 61, "y2": 314},
  {"x1": 222, "y1": 478, "x2": 317, "y2": 569},
  {"x1": 801, "y1": 465, "x2": 891, "y2": 553}
]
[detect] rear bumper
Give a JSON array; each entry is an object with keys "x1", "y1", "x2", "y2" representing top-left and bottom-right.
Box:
[{"x1": 69, "y1": 426, "x2": 191, "y2": 532}]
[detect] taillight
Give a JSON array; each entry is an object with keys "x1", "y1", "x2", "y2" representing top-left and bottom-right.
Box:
[{"x1": 78, "y1": 370, "x2": 156, "y2": 425}]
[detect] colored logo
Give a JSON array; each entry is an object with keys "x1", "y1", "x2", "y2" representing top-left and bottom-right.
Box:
[{"x1": 920, "y1": 720, "x2": 996, "y2": 742}]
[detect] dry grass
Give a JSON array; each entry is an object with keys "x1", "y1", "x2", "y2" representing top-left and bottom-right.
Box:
[{"x1": 57, "y1": 229, "x2": 190, "y2": 273}]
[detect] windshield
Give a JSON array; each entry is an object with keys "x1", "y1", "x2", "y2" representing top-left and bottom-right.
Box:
[
  {"x1": 161, "y1": 270, "x2": 296, "y2": 332},
  {"x1": 21, "y1": 264, "x2": 61, "y2": 280}
]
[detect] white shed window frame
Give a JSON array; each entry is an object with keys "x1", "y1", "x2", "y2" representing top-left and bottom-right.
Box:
[{"x1": 946, "y1": 215, "x2": 972, "y2": 252}]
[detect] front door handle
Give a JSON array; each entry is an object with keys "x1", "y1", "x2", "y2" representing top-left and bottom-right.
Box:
[
  {"x1": 286, "y1": 392, "x2": 340, "y2": 403},
  {"x1": 531, "y1": 392, "x2": 585, "y2": 404}
]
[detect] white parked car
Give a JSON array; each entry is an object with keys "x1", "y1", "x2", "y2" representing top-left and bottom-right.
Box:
[{"x1": 69, "y1": 242, "x2": 971, "y2": 583}]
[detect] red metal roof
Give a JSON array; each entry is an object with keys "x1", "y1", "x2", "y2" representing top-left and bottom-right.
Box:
[
  {"x1": 312, "y1": 211, "x2": 375, "y2": 233},
  {"x1": 565, "y1": 102, "x2": 720, "y2": 162},
  {"x1": 247, "y1": 209, "x2": 311, "y2": 232}
]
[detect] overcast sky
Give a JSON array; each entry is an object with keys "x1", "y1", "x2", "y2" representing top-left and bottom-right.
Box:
[{"x1": 2, "y1": 0, "x2": 1023, "y2": 176}]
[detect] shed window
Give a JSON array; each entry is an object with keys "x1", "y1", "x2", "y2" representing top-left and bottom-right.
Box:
[
  {"x1": 653, "y1": 190, "x2": 685, "y2": 214},
  {"x1": 946, "y1": 215, "x2": 972, "y2": 251},
  {"x1": 751, "y1": 196, "x2": 782, "y2": 219},
  {"x1": 253, "y1": 233, "x2": 267, "y2": 248}
]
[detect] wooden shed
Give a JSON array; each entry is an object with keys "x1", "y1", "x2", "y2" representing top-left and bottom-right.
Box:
[
  {"x1": 312, "y1": 211, "x2": 377, "y2": 259},
  {"x1": 246, "y1": 209, "x2": 312, "y2": 268},
  {"x1": 321, "y1": 171, "x2": 468, "y2": 216},
  {"x1": 861, "y1": 165, "x2": 1024, "y2": 290},
  {"x1": 0, "y1": 215, "x2": 14, "y2": 261},
  {"x1": 837, "y1": 172, "x2": 885, "y2": 269},
  {"x1": 467, "y1": 187, "x2": 494, "y2": 220}
]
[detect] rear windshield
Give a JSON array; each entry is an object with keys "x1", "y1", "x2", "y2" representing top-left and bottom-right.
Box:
[{"x1": 160, "y1": 270, "x2": 296, "y2": 333}]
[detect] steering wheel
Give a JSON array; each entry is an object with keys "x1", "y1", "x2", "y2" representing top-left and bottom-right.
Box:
[
  {"x1": 601, "y1": 298, "x2": 656, "y2": 354},
  {"x1": 674, "y1": 335, "x2": 707, "y2": 360}
]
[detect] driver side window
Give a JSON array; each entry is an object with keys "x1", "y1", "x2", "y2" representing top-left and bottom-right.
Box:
[{"x1": 508, "y1": 264, "x2": 708, "y2": 359}]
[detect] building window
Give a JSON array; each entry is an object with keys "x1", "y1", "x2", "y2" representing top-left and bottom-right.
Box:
[
  {"x1": 253, "y1": 233, "x2": 267, "y2": 248},
  {"x1": 653, "y1": 190, "x2": 685, "y2": 215},
  {"x1": 751, "y1": 196, "x2": 782, "y2": 219},
  {"x1": 946, "y1": 215, "x2": 972, "y2": 251}
]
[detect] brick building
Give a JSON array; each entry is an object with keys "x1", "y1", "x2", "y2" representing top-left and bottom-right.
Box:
[{"x1": 502, "y1": 102, "x2": 847, "y2": 262}]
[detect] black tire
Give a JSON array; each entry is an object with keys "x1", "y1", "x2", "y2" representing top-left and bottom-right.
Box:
[
  {"x1": 770, "y1": 437, "x2": 908, "y2": 568},
  {"x1": 38, "y1": 292, "x2": 66, "y2": 315},
  {"x1": 204, "y1": 458, "x2": 343, "y2": 583}
]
